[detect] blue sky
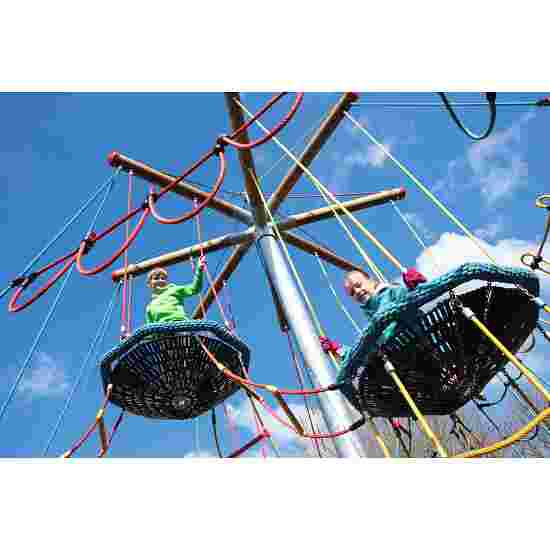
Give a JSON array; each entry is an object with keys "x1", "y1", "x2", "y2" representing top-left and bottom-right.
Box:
[{"x1": 2, "y1": 92, "x2": 550, "y2": 458}]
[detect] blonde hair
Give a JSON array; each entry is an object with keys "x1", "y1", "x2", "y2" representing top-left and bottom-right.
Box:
[{"x1": 147, "y1": 267, "x2": 168, "y2": 287}]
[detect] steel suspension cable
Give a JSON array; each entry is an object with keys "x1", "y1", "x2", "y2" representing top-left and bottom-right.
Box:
[
  {"x1": 0, "y1": 262, "x2": 77, "y2": 424},
  {"x1": 285, "y1": 330, "x2": 323, "y2": 457},
  {"x1": 9, "y1": 169, "x2": 119, "y2": 312},
  {"x1": 343, "y1": 110, "x2": 498, "y2": 264},
  {"x1": 315, "y1": 252, "x2": 361, "y2": 334},
  {"x1": 42, "y1": 282, "x2": 121, "y2": 456},
  {"x1": 1, "y1": 167, "x2": 121, "y2": 301},
  {"x1": 351, "y1": 98, "x2": 548, "y2": 108}
]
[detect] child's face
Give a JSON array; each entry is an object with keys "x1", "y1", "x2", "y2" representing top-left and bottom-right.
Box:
[
  {"x1": 148, "y1": 269, "x2": 168, "y2": 290},
  {"x1": 344, "y1": 272, "x2": 377, "y2": 304}
]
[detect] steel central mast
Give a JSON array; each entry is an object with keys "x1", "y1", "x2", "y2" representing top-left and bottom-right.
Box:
[{"x1": 256, "y1": 228, "x2": 367, "y2": 457}]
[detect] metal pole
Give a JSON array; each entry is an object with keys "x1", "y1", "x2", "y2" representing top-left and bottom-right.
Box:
[{"x1": 256, "y1": 229, "x2": 367, "y2": 458}]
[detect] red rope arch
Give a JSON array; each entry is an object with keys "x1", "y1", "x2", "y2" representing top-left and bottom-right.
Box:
[
  {"x1": 148, "y1": 146, "x2": 226, "y2": 225},
  {"x1": 220, "y1": 92, "x2": 304, "y2": 150},
  {"x1": 9, "y1": 254, "x2": 77, "y2": 313},
  {"x1": 75, "y1": 206, "x2": 150, "y2": 276}
]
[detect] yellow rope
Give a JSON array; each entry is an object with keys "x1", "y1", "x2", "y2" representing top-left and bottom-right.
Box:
[
  {"x1": 250, "y1": 169, "x2": 326, "y2": 337},
  {"x1": 344, "y1": 110, "x2": 499, "y2": 265},
  {"x1": 249, "y1": 168, "x2": 392, "y2": 457},
  {"x1": 235, "y1": 99, "x2": 396, "y2": 283},
  {"x1": 465, "y1": 311, "x2": 550, "y2": 402},
  {"x1": 383, "y1": 359, "x2": 448, "y2": 457},
  {"x1": 453, "y1": 407, "x2": 550, "y2": 458},
  {"x1": 345, "y1": 110, "x2": 550, "y2": 416}
]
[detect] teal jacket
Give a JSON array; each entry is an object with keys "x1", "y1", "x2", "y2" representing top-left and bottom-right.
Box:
[
  {"x1": 337, "y1": 284, "x2": 417, "y2": 365},
  {"x1": 145, "y1": 265, "x2": 204, "y2": 324}
]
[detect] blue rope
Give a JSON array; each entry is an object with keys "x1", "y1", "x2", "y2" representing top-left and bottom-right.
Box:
[
  {"x1": 42, "y1": 283, "x2": 121, "y2": 457},
  {"x1": 2, "y1": 167, "x2": 121, "y2": 297},
  {"x1": 84, "y1": 172, "x2": 119, "y2": 237},
  {"x1": 0, "y1": 285, "x2": 11, "y2": 300},
  {"x1": 0, "y1": 262, "x2": 77, "y2": 425}
]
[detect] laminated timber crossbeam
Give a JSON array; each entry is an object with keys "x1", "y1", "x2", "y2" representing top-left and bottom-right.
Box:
[
  {"x1": 111, "y1": 188, "x2": 405, "y2": 281},
  {"x1": 110, "y1": 93, "x2": 407, "y2": 321}
]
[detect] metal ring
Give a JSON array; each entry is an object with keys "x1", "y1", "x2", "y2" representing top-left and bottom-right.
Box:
[
  {"x1": 518, "y1": 332, "x2": 536, "y2": 354},
  {"x1": 521, "y1": 252, "x2": 550, "y2": 275},
  {"x1": 535, "y1": 194, "x2": 550, "y2": 209}
]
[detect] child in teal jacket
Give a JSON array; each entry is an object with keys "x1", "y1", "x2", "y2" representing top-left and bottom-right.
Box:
[
  {"x1": 145, "y1": 256, "x2": 206, "y2": 324},
  {"x1": 320, "y1": 270, "x2": 422, "y2": 363}
]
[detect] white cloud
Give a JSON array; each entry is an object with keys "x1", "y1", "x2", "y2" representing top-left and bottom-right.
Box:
[
  {"x1": 416, "y1": 231, "x2": 542, "y2": 283},
  {"x1": 401, "y1": 211, "x2": 435, "y2": 242},
  {"x1": 343, "y1": 141, "x2": 393, "y2": 169},
  {"x1": 18, "y1": 352, "x2": 69, "y2": 398},
  {"x1": 434, "y1": 111, "x2": 535, "y2": 206},
  {"x1": 226, "y1": 398, "x2": 325, "y2": 453},
  {"x1": 184, "y1": 450, "x2": 217, "y2": 458},
  {"x1": 474, "y1": 218, "x2": 505, "y2": 241}
]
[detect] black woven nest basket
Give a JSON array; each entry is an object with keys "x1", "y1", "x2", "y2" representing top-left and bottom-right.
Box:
[
  {"x1": 100, "y1": 322, "x2": 250, "y2": 420},
  {"x1": 347, "y1": 285, "x2": 538, "y2": 418}
]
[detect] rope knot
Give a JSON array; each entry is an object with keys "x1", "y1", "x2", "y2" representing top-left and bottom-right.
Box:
[
  {"x1": 11, "y1": 272, "x2": 38, "y2": 289},
  {"x1": 215, "y1": 136, "x2": 228, "y2": 151},
  {"x1": 81, "y1": 232, "x2": 97, "y2": 255},
  {"x1": 531, "y1": 255, "x2": 543, "y2": 270}
]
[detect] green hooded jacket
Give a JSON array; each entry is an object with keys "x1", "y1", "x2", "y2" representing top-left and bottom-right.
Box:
[{"x1": 145, "y1": 265, "x2": 204, "y2": 324}]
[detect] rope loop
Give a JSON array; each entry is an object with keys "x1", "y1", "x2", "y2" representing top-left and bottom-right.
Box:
[
  {"x1": 438, "y1": 92, "x2": 497, "y2": 140},
  {"x1": 11, "y1": 272, "x2": 38, "y2": 289},
  {"x1": 76, "y1": 207, "x2": 150, "y2": 276},
  {"x1": 8, "y1": 255, "x2": 77, "y2": 313},
  {"x1": 535, "y1": 194, "x2": 550, "y2": 210},
  {"x1": 221, "y1": 93, "x2": 304, "y2": 151},
  {"x1": 148, "y1": 147, "x2": 226, "y2": 225},
  {"x1": 79, "y1": 232, "x2": 97, "y2": 256},
  {"x1": 521, "y1": 252, "x2": 550, "y2": 275}
]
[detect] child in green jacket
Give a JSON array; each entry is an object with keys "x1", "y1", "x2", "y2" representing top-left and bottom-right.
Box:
[{"x1": 145, "y1": 256, "x2": 206, "y2": 324}]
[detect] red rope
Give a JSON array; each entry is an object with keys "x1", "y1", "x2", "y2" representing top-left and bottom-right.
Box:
[
  {"x1": 286, "y1": 331, "x2": 323, "y2": 457},
  {"x1": 121, "y1": 171, "x2": 133, "y2": 337},
  {"x1": 256, "y1": 395, "x2": 364, "y2": 440},
  {"x1": 224, "y1": 403, "x2": 240, "y2": 451},
  {"x1": 97, "y1": 411, "x2": 125, "y2": 458},
  {"x1": 227, "y1": 431, "x2": 270, "y2": 458},
  {"x1": 10, "y1": 92, "x2": 304, "y2": 312},
  {"x1": 221, "y1": 93, "x2": 304, "y2": 150},
  {"x1": 64, "y1": 389, "x2": 112, "y2": 458},
  {"x1": 8, "y1": 255, "x2": 77, "y2": 313},
  {"x1": 148, "y1": 148, "x2": 226, "y2": 224},
  {"x1": 76, "y1": 206, "x2": 149, "y2": 276},
  {"x1": 227, "y1": 93, "x2": 286, "y2": 141},
  {"x1": 200, "y1": 335, "x2": 341, "y2": 397}
]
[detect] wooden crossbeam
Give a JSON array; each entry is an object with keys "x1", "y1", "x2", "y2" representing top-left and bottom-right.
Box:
[
  {"x1": 111, "y1": 191, "x2": 403, "y2": 281},
  {"x1": 224, "y1": 92, "x2": 267, "y2": 227},
  {"x1": 267, "y1": 92, "x2": 359, "y2": 214},
  {"x1": 108, "y1": 152, "x2": 252, "y2": 225},
  {"x1": 274, "y1": 187, "x2": 405, "y2": 232},
  {"x1": 112, "y1": 227, "x2": 255, "y2": 281}
]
